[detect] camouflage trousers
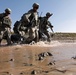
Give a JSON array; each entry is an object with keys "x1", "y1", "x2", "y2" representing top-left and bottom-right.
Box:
[
  {"x1": 41, "y1": 30, "x2": 51, "y2": 42},
  {"x1": 0, "y1": 27, "x2": 11, "y2": 45}
]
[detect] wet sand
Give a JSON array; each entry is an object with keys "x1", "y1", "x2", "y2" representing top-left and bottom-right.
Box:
[{"x1": 0, "y1": 42, "x2": 76, "y2": 75}]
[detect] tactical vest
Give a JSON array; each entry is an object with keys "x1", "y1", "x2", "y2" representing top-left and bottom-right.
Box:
[
  {"x1": 0, "y1": 13, "x2": 11, "y2": 27},
  {"x1": 3, "y1": 16, "x2": 11, "y2": 27}
]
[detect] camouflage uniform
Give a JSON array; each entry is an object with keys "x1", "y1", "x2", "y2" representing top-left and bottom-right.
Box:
[
  {"x1": 0, "y1": 8, "x2": 12, "y2": 45},
  {"x1": 18, "y1": 3, "x2": 39, "y2": 40},
  {"x1": 13, "y1": 21, "x2": 21, "y2": 34},
  {"x1": 39, "y1": 12, "x2": 53, "y2": 42}
]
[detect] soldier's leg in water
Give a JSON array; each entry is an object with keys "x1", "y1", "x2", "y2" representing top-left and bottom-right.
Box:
[
  {"x1": 5, "y1": 29, "x2": 11, "y2": 45},
  {"x1": 0, "y1": 31, "x2": 4, "y2": 45},
  {"x1": 7, "y1": 33, "x2": 11, "y2": 45},
  {"x1": 44, "y1": 31, "x2": 51, "y2": 42},
  {"x1": 29, "y1": 28, "x2": 34, "y2": 40},
  {"x1": 25, "y1": 28, "x2": 34, "y2": 43}
]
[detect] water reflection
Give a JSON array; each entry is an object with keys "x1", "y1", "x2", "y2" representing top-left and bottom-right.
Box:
[{"x1": 0, "y1": 42, "x2": 76, "y2": 75}]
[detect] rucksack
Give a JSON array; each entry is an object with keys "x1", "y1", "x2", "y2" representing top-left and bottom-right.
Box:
[{"x1": 13, "y1": 21, "x2": 21, "y2": 33}]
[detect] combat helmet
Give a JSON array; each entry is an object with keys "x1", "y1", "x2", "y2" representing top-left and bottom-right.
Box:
[
  {"x1": 5, "y1": 8, "x2": 11, "y2": 14},
  {"x1": 32, "y1": 3, "x2": 39, "y2": 9},
  {"x1": 46, "y1": 12, "x2": 53, "y2": 17}
]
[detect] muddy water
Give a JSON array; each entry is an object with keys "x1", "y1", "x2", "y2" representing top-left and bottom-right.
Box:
[{"x1": 0, "y1": 42, "x2": 76, "y2": 75}]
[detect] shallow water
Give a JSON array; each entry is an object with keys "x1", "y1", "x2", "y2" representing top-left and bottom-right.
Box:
[{"x1": 0, "y1": 41, "x2": 76, "y2": 75}]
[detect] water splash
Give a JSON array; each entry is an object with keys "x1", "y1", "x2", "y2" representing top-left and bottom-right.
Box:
[{"x1": 32, "y1": 41, "x2": 61, "y2": 47}]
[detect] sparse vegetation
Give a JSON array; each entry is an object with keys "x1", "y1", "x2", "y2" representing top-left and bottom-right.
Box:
[{"x1": 52, "y1": 32, "x2": 76, "y2": 40}]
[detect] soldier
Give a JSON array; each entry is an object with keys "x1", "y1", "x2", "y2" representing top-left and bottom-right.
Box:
[
  {"x1": 0, "y1": 8, "x2": 12, "y2": 45},
  {"x1": 15, "y1": 3, "x2": 40, "y2": 43},
  {"x1": 39, "y1": 12, "x2": 54, "y2": 42},
  {"x1": 21, "y1": 2, "x2": 39, "y2": 27}
]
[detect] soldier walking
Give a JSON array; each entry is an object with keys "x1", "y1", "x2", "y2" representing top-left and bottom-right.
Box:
[
  {"x1": 39, "y1": 12, "x2": 54, "y2": 42},
  {"x1": 13, "y1": 3, "x2": 40, "y2": 43},
  {"x1": 0, "y1": 8, "x2": 12, "y2": 45}
]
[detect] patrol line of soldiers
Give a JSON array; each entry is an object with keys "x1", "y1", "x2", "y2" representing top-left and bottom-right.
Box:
[{"x1": 0, "y1": 3, "x2": 54, "y2": 45}]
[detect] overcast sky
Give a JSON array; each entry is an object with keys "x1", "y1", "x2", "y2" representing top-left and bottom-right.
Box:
[{"x1": 0, "y1": 0, "x2": 76, "y2": 32}]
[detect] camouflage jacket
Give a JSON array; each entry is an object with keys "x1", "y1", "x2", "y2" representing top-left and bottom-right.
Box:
[
  {"x1": 0, "y1": 13, "x2": 12, "y2": 28},
  {"x1": 21, "y1": 9, "x2": 39, "y2": 27},
  {"x1": 39, "y1": 16, "x2": 53, "y2": 31}
]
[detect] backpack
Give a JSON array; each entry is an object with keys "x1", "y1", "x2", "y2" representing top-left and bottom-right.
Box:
[{"x1": 13, "y1": 21, "x2": 21, "y2": 33}]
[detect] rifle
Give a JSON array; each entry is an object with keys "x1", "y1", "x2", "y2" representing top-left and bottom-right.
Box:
[{"x1": 47, "y1": 21, "x2": 54, "y2": 33}]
